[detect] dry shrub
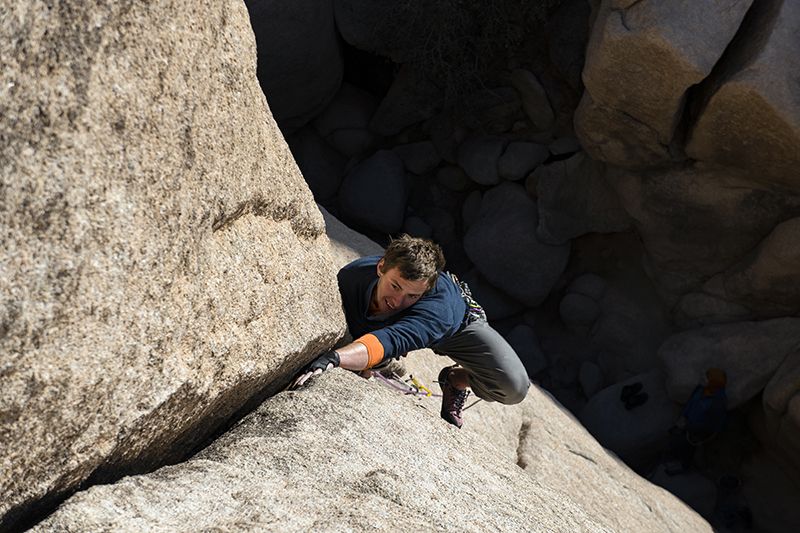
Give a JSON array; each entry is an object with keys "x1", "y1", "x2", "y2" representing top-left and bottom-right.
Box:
[{"x1": 375, "y1": 0, "x2": 562, "y2": 107}]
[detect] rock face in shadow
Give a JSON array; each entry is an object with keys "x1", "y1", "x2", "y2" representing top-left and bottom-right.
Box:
[
  {"x1": 33, "y1": 363, "x2": 711, "y2": 532},
  {"x1": 464, "y1": 183, "x2": 570, "y2": 307},
  {"x1": 245, "y1": 0, "x2": 343, "y2": 132},
  {"x1": 0, "y1": 2, "x2": 344, "y2": 527},
  {"x1": 608, "y1": 166, "x2": 800, "y2": 301}
]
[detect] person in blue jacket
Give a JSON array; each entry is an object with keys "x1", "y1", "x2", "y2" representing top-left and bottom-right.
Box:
[
  {"x1": 293, "y1": 234, "x2": 529, "y2": 428},
  {"x1": 667, "y1": 367, "x2": 728, "y2": 473}
]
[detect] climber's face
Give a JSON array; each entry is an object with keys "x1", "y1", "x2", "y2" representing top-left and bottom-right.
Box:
[{"x1": 369, "y1": 259, "x2": 429, "y2": 316}]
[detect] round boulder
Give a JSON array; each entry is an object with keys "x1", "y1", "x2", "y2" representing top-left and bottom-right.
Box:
[
  {"x1": 498, "y1": 142, "x2": 549, "y2": 182},
  {"x1": 463, "y1": 182, "x2": 571, "y2": 306},
  {"x1": 313, "y1": 82, "x2": 380, "y2": 157},
  {"x1": 338, "y1": 150, "x2": 407, "y2": 234},
  {"x1": 457, "y1": 136, "x2": 506, "y2": 186},
  {"x1": 560, "y1": 292, "x2": 600, "y2": 332}
]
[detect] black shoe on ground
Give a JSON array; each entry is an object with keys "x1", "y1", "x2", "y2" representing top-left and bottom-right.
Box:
[
  {"x1": 624, "y1": 391, "x2": 649, "y2": 410},
  {"x1": 438, "y1": 365, "x2": 470, "y2": 429},
  {"x1": 620, "y1": 382, "x2": 643, "y2": 402}
]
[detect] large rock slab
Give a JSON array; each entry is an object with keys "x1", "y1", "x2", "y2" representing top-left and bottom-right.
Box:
[
  {"x1": 403, "y1": 351, "x2": 707, "y2": 533},
  {"x1": 245, "y1": 0, "x2": 342, "y2": 132},
  {"x1": 659, "y1": 319, "x2": 800, "y2": 409},
  {"x1": 575, "y1": 0, "x2": 753, "y2": 167},
  {"x1": 686, "y1": 0, "x2": 800, "y2": 190},
  {"x1": 463, "y1": 183, "x2": 570, "y2": 306},
  {"x1": 0, "y1": 2, "x2": 343, "y2": 527},
  {"x1": 34, "y1": 356, "x2": 711, "y2": 532}
]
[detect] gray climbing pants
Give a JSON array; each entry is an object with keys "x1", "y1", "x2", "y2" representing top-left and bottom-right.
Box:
[{"x1": 431, "y1": 319, "x2": 529, "y2": 405}]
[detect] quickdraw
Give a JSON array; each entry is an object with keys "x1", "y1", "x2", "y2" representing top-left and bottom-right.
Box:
[
  {"x1": 372, "y1": 371, "x2": 442, "y2": 398},
  {"x1": 408, "y1": 375, "x2": 434, "y2": 397},
  {"x1": 371, "y1": 371, "x2": 484, "y2": 411}
]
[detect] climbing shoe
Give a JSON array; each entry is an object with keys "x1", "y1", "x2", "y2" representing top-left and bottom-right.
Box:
[{"x1": 438, "y1": 365, "x2": 470, "y2": 429}]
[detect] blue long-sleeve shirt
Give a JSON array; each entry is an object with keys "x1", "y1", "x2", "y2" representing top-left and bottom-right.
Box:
[
  {"x1": 337, "y1": 256, "x2": 466, "y2": 361},
  {"x1": 683, "y1": 385, "x2": 727, "y2": 434}
]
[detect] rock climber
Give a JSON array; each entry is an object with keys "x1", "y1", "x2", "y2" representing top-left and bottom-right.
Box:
[{"x1": 292, "y1": 234, "x2": 529, "y2": 428}]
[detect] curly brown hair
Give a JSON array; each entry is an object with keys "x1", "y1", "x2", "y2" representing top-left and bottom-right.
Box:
[{"x1": 381, "y1": 234, "x2": 446, "y2": 289}]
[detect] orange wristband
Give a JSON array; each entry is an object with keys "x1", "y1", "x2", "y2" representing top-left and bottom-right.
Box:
[{"x1": 355, "y1": 333, "x2": 385, "y2": 368}]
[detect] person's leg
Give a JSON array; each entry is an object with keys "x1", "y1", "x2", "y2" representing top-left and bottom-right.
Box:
[{"x1": 432, "y1": 320, "x2": 529, "y2": 405}]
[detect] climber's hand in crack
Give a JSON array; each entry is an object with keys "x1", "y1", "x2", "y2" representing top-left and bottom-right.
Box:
[{"x1": 291, "y1": 350, "x2": 340, "y2": 389}]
